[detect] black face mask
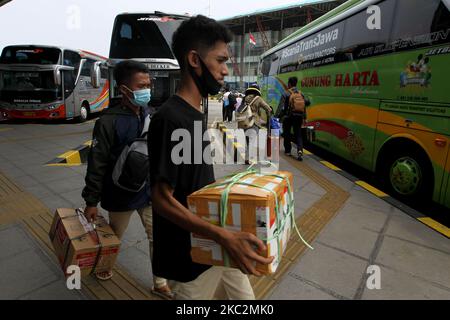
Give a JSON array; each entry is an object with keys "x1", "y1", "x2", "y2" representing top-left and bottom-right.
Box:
[{"x1": 189, "y1": 55, "x2": 222, "y2": 98}]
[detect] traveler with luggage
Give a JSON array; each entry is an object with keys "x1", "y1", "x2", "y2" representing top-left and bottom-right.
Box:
[{"x1": 276, "y1": 76, "x2": 310, "y2": 161}]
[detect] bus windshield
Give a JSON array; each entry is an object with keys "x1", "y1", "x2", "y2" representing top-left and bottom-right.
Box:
[
  {"x1": 0, "y1": 47, "x2": 61, "y2": 65},
  {"x1": 109, "y1": 14, "x2": 182, "y2": 59},
  {"x1": 0, "y1": 70, "x2": 61, "y2": 103}
]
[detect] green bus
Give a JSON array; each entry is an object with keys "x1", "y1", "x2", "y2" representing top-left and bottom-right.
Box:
[{"x1": 259, "y1": 0, "x2": 450, "y2": 208}]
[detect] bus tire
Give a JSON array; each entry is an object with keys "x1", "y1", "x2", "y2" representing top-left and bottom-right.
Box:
[
  {"x1": 379, "y1": 145, "x2": 433, "y2": 204},
  {"x1": 79, "y1": 103, "x2": 90, "y2": 123}
]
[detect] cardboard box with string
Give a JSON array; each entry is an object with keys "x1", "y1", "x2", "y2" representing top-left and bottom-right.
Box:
[
  {"x1": 188, "y1": 165, "x2": 312, "y2": 275},
  {"x1": 49, "y1": 208, "x2": 121, "y2": 277}
]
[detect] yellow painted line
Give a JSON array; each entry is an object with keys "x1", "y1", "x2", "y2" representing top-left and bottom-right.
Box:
[
  {"x1": 320, "y1": 160, "x2": 341, "y2": 171},
  {"x1": 66, "y1": 151, "x2": 81, "y2": 164},
  {"x1": 57, "y1": 150, "x2": 77, "y2": 159},
  {"x1": 57, "y1": 150, "x2": 81, "y2": 164},
  {"x1": 355, "y1": 180, "x2": 389, "y2": 198},
  {"x1": 303, "y1": 149, "x2": 312, "y2": 155},
  {"x1": 417, "y1": 217, "x2": 450, "y2": 238},
  {"x1": 233, "y1": 142, "x2": 243, "y2": 148},
  {"x1": 0, "y1": 128, "x2": 13, "y2": 132},
  {"x1": 45, "y1": 163, "x2": 82, "y2": 167},
  {"x1": 83, "y1": 140, "x2": 92, "y2": 146}
]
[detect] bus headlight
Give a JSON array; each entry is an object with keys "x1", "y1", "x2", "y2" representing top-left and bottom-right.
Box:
[{"x1": 47, "y1": 105, "x2": 57, "y2": 110}]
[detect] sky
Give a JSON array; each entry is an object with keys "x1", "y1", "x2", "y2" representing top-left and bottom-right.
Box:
[{"x1": 0, "y1": 0, "x2": 318, "y2": 57}]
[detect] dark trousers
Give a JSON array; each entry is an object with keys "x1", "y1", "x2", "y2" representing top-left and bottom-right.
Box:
[
  {"x1": 222, "y1": 104, "x2": 227, "y2": 121},
  {"x1": 283, "y1": 114, "x2": 304, "y2": 154},
  {"x1": 226, "y1": 106, "x2": 234, "y2": 122}
]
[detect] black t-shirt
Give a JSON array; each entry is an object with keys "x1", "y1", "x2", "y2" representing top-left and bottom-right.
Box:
[{"x1": 149, "y1": 95, "x2": 215, "y2": 282}]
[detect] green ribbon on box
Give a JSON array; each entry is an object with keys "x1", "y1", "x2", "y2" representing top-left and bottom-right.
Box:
[{"x1": 204, "y1": 164, "x2": 313, "y2": 268}]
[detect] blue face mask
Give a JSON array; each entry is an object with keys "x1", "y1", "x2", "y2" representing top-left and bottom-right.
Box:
[{"x1": 127, "y1": 88, "x2": 151, "y2": 108}]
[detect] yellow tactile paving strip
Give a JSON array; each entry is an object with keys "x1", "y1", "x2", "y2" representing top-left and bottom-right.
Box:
[
  {"x1": 1, "y1": 150, "x2": 350, "y2": 300},
  {"x1": 0, "y1": 170, "x2": 160, "y2": 300},
  {"x1": 250, "y1": 155, "x2": 350, "y2": 299},
  {"x1": 46, "y1": 140, "x2": 91, "y2": 166}
]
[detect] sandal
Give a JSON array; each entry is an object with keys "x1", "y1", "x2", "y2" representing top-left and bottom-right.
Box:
[
  {"x1": 95, "y1": 270, "x2": 113, "y2": 281},
  {"x1": 151, "y1": 285, "x2": 175, "y2": 300}
]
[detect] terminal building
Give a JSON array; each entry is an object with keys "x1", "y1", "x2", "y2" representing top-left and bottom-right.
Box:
[{"x1": 219, "y1": 0, "x2": 346, "y2": 90}]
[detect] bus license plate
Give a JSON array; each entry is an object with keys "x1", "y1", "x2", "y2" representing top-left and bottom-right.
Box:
[{"x1": 23, "y1": 112, "x2": 35, "y2": 117}]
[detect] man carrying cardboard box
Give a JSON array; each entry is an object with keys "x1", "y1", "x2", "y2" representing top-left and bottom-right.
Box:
[
  {"x1": 81, "y1": 60, "x2": 172, "y2": 299},
  {"x1": 149, "y1": 15, "x2": 274, "y2": 300}
]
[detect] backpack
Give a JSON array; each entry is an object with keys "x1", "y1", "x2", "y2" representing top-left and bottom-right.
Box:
[
  {"x1": 288, "y1": 89, "x2": 306, "y2": 113},
  {"x1": 236, "y1": 96, "x2": 258, "y2": 129},
  {"x1": 112, "y1": 115, "x2": 150, "y2": 192}
]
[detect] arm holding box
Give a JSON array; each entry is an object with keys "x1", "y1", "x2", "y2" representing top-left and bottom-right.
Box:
[{"x1": 151, "y1": 180, "x2": 274, "y2": 276}]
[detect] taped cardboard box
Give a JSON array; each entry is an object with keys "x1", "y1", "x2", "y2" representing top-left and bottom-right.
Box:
[
  {"x1": 188, "y1": 170, "x2": 294, "y2": 275},
  {"x1": 49, "y1": 208, "x2": 120, "y2": 277}
]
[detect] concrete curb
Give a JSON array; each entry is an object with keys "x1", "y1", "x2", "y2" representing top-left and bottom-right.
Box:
[
  {"x1": 46, "y1": 140, "x2": 91, "y2": 166},
  {"x1": 306, "y1": 151, "x2": 450, "y2": 239},
  {"x1": 216, "y1": 121, "x2": 449, "y2": 238}
]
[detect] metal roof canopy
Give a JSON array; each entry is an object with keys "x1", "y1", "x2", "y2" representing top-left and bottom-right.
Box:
[{"x1": 220, "y1": 0, "x2": 344, "y2": 35}]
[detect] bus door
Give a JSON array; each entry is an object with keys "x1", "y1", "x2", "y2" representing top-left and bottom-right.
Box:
[
  {"x1": 62, "y1": 50, "x2": 82, "y2": 118},
  {"x1": 62, "y1": 69, "x2": 77, "y2": 118}
]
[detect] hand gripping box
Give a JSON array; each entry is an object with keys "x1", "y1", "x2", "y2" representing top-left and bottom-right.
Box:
[
  {"x1": 49, "y1": 208, "x2": 121, "y2": 277},
  {"x1": 188, "y1": 171, "x2": 294, "y2": 275}
]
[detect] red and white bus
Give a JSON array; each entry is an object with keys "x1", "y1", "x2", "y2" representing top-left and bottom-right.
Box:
[{"x1": 0, "y1": 45, "x2": 109, "y2": 122}]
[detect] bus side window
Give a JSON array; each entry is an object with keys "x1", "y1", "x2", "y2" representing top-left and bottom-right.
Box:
[
  {"x1": 63, "y1": 50, "x2": 81, "y2": 76},
  {"x1": 261, "y1": 56, "x2": 271, "y2": 76},
  {"x1": 100, "y1": 67, "x2": 108, "y2": 80},
  {"x1": 340, "y1": 0, "x2": 395, "y2": 61},
  {"x1": 390, "y1": 0, "x2": 450, "y2": 50},
  {"x1": 269, "y1": 54, "x2": 280, "y2": 76},
  {"x1": 81, "y1": 59, "x2": 95, "y2": 77}
]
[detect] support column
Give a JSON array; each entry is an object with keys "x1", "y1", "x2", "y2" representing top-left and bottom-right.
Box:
[{"x1": 240, "y1": 17, "x2": 246, "y2": 89}]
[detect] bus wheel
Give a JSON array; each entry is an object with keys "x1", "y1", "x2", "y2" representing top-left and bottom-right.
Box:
[
  {"x1": 79, "y1": 104, "x2": 89, "y2": 123},
  {"x1": 381, "y1": 147, "x2": 432, "y2": 203}
]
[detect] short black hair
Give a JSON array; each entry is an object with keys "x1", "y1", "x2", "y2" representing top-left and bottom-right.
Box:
[
  {"x1": 288, "y1": 76, "x2": 298, "y2": 87},
  {"x1": 113, "y1": 60, "x2": 149, "y2": 86},
  {"x1": 172, "y1": 15, "x2": 232, "y2": 70}
]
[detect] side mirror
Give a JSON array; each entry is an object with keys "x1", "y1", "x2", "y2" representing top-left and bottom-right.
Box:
[
  {"x1": 53, "y1": 65, "x2": 74, "y2": 86},
  {"x1": 90, "y1": 61, "x2": 102, "y2": 88},
  {"x1": 54, "y1": 68, "x2": 62, "y2": 86}
]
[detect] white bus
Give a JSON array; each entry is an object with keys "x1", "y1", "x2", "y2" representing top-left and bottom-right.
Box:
[
  {"x1": 0, "y1": 45, "x2": 109, "y2": 122},
  {"x1": 108, "y1": 12, "x2": 209, "y2": 115}
]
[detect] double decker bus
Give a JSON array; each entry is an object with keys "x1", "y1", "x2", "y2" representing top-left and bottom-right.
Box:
[
  {"x1": 0, "y1": 45, "x2": 109, "y2": 122},
  {"x1": 259, "y1": 0, "x2": 450, "y2": 208},
  {"x1": 108, "y1": 12, "x2": 209, "y2": 115}
]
